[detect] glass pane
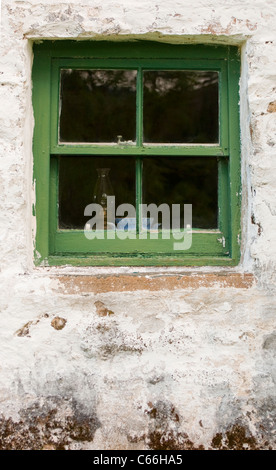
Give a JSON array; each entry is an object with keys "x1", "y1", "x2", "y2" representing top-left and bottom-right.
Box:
[
  {"x1": 58, "y1": 156, "x2": 136, "y2": 229},
  {"x1": 142, "y1": 157, "x2": 218, "y2": 229},
  {"x1": 143, "y1": 71, "x2": 219, "y2": 144},
  {"x1": 59, "y1": 69, "x2": 137, "y2": 143}
]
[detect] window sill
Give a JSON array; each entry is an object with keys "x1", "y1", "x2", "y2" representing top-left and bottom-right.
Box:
[
  {"x1": 32, "y1": 265, "x2": 254, "y2": 293},
  {"x1": 54, "y1": 272, "x2": 254, "y2": 293}
]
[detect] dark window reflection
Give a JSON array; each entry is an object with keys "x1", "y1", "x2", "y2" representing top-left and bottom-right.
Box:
[
  {"x1": 58, "y1": 156, "x2": 135, "y2": 229},
  {"x1": 143, "y1": 71, "x2": 219, "y2": 143},
  {"x1": 59, "y1": 69, "x2": 137, "y2": 143},
  {"x1": 143, "y1": 157, "x2": 218, "y2": 229}
]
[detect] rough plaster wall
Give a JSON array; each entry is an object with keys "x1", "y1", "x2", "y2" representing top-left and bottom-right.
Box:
[{"x1": 0, "y1": 0, "x2": 276, "y2": 450}]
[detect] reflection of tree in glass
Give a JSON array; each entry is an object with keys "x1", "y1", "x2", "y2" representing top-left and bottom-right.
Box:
[
  {"x1": 143, "y1": 157, "x2": 218, "y2": 229},
  {"x1": 60, "y1": 69, "x2": 137, "y2": 143},
  {"x1": 143, "y1": 71, "x2": 219, "y2": 143}
]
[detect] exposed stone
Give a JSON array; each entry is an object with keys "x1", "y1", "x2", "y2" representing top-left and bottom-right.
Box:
[
  {"x1": 15, "y1": 313, "x2": 50, "y2": 337},
  {"x1": 94, "y1": 300, "x2": 114, "y2": 317},
  {"x1": 15, "y1": 321, "x2": 32, "y2": 337},
  {"x1": 51, "y1": 317, "x2": 67, "y2": 330},
  {"x1": 267, "y1": 101, "x2": 276, "y2": 113}
]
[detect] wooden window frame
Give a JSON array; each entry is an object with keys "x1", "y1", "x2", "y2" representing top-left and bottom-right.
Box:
[{"x1": 32, "y1": 41, "x2": 241, "y2": 267}]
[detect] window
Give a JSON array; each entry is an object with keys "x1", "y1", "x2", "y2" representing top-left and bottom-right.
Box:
[{"x1": 32, "y1": 41, "x2": 241, "y2": 266}]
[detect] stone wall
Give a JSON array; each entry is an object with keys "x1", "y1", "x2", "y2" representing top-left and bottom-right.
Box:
[{"x1": 0, "y1": 0, "x2": 276, "y2": 449}]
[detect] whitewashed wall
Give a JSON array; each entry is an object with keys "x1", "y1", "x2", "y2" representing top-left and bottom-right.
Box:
[{"x1": 0, "y1": 0, "x2": 276, "y2": 449}]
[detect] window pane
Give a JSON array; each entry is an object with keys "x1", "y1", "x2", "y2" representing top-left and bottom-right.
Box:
[
  {"x1": 58, "y1": 156, "x2": 136, "y2": 229},
  {"x1": 143, "y1": 71, "x2": 219, "y2": 144},
  {"x1": 142, "y1": 157, "x2": 218, "y2": 229},
  {"x1": 59, "y1": 70, "x2": 137, "y2": 143}
]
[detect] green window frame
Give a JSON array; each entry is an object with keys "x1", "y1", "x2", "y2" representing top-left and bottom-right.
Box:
[{"x1": 32, "y1": 41, "x2": 241, "y2": 267}]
